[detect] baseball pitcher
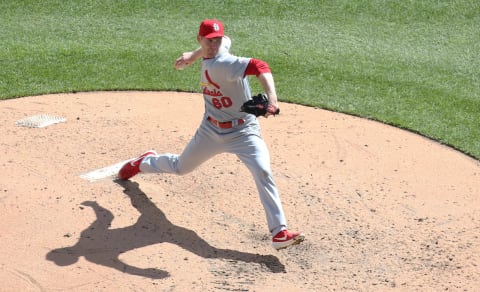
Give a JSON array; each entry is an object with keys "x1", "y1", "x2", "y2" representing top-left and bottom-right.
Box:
[{"x1": 118, "y1": 19, "x2": 304, "y2": 250}]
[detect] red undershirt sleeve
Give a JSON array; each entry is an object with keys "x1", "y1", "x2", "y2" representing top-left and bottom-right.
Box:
[{"x1": 244, "y1": 58, "x2": 271, "y2": 77}]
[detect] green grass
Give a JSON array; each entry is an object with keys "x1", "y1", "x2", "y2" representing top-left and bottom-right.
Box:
[{"x1": 1, "y1": 0, "x2": 479, "y2": 159}]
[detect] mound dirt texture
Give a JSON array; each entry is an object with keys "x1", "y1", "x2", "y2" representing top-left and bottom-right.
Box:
[{"x1": 1, "y1": 91, "x2": 479, "y2": 291}]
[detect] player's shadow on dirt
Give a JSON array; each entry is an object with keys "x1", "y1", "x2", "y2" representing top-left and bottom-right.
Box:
[{"x1": 46, "y1": 180, "x2": 285, "y2": 278}]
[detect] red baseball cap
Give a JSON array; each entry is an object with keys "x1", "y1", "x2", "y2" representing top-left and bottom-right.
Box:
[{"x1": 198, "y1": 19, "x2": 224, "y2": 38}]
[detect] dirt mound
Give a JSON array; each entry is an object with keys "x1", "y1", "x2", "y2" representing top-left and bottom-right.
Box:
[{"x1": 1, "y1": 91, "x2": 478, "y2": 291}]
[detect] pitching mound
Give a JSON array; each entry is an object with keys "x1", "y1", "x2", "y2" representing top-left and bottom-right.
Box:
[{"x1": 1, "y1": 91, "x2": 479, "y2": 291}]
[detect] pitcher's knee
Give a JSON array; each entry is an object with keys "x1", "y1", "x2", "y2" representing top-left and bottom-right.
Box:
[
  {"x1": 251, "y1": 167, "x2": 273, "y2": 181},
  {"x1": 258, "y1": 170, "x2": 270, "y2": 180}
]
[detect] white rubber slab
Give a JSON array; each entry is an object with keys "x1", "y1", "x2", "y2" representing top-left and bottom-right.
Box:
[
  {"x1": 79, "y1": 159, "x2": 131, "y2": 182},
  {"x1": 16, "y1": 114, "x2": 66, "y2": 128}
]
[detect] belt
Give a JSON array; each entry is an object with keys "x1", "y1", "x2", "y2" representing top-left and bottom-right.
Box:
[{"x1": 207, "y1": 116, "x2": 245, "y2": 129}]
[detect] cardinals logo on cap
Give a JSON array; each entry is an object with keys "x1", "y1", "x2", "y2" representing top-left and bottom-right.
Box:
[{"x1": 199, "y1": 19, "x2": 224, "y2": 38}]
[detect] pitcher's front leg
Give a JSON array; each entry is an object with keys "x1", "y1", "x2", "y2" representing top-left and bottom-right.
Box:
[{"x1": 235, "y1": 135, "x2": 287, "y2": 235}]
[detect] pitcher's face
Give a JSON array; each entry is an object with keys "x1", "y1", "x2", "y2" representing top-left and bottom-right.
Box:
[{"x1": 197, "y1": 36, "x2": 222, "y2": 58}]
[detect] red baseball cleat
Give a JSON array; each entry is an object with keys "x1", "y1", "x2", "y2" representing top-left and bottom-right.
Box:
[
  {"x1": 118, "y1": 150, "x2": 157, "y2": 180},
  {"x1": 272, "y1": 229, "x2": 305, "y2": 250}
]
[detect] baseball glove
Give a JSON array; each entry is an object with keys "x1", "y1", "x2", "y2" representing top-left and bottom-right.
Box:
[{"x1": 240, "y1": 93, "x2": 280, "y2": 117}]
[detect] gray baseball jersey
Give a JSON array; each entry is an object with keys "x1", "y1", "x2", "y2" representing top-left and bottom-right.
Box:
[{"x1": 201, "y1": 53, "x2": 251, "y2": 120}]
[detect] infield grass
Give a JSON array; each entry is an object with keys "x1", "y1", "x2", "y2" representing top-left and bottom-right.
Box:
[{"x1": 0, "y1": 0, "x2": 479, "y2": 159}]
